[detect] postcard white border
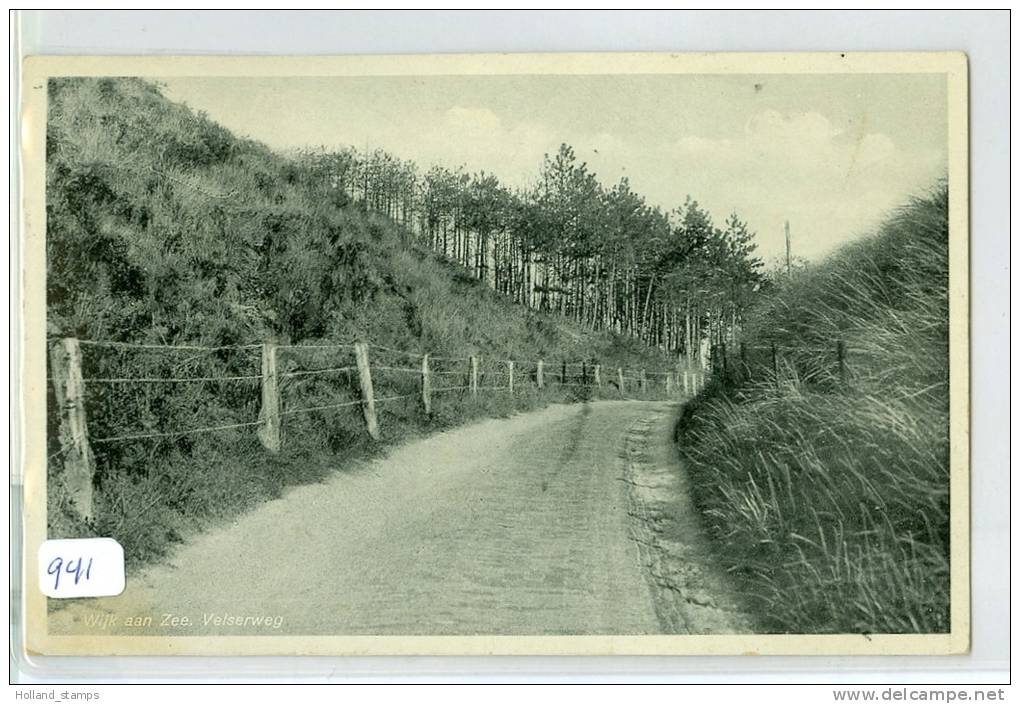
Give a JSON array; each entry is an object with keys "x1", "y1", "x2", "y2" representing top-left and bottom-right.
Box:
[{"x1": 19, "y1": 52, "x2": 970, "y2": 657}]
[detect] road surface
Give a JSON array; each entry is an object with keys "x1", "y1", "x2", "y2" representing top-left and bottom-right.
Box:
[{"x1": 49, "y1": 400, "x2": 751, "y2": 636}]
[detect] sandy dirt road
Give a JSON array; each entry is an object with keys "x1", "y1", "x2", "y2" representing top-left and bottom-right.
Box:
[{"x1": 49, "y1": 400, "x2": 747, "y2": 637}]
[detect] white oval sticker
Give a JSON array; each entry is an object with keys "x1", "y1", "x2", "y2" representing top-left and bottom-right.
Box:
[{"x1": 38, "y1": 538, "x2": 125, "y2": 599}]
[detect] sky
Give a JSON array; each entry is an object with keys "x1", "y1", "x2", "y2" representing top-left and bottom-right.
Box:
[{"x1": 161, "y1": 73, "x2": 947, "y2": 263}]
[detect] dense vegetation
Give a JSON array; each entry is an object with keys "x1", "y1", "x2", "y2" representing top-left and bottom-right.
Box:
[
  {"x1": 677, "y1": 187, "x2": 950, "y2": 633},
  {"x1": 300, "y1": 142, "x2": 764, "y2": 357},
  {"x1": 45, "y1": 77, "x2": 677, "y2": 563},
  {"x1": 48, "y1": 77, "x2": 949, "y2": 636}
]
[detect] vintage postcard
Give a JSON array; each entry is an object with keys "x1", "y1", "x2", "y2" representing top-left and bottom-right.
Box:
[{"x1": 19, "y1": 52, "x2": 969, "y2": 656}]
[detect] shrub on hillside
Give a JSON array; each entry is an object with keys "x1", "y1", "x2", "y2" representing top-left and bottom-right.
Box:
[
  {"x1": 677, "y1": 186, "x2": 950, "y2": 633},
  {"x1": 46, "y1": 77, "x2": 672, "y2": 565}
]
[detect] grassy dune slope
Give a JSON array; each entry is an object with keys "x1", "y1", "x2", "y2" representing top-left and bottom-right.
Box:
[
  {"x1": 677, "y1": 187, "x2": 950, "y2": 634},
  {"x1": 46, "y1": 77, "x2": 669, "y2": 564}
]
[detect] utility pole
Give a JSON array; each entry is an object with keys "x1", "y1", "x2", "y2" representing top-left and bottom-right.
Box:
[{"x1": 785, "y1": 220, "x2": 792, "y2": 278}]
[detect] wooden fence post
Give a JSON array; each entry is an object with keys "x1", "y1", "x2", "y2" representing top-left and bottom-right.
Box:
[
  {"x1": 561, "y1": 360, "x2": 567, "y2": 385},
  {"x1": 666, "y1": 373, "x2": 674, "y2": 395},
  {"x1": 258, "y1": 341, "x2": 282, "y2": 453},
  {"x1": 640, "y1": 370, "x2": 647, "y2": 393},
  {"x1": 740, "y1": 342, "x2": 749, "y2": 381},
  {"x1": 618, "y1": 367, "x2": 625, "y2": 394},
  {"x1": 420, "y1": 353, "x2": 432, "y2": 415},
  {"x1": 720, "y1": 342, "x2": 728, "y2": 380},
  {"x1": 469, "y1": 355, "x2": 479, "y2": 396},
  {"x1": 771, "y1": 342, "x2": 779, "y2": 389},
  {"x1": 354, "y1": 342, "x2": 380, "y2": 440},
  {"x1": 593, "y1": 364, "x2": 602, "y2": 389},
  {"x1": 581, "y1": 361, "x2": 588, "y2": 386},
  {"x1": 49, "y1": 337, "x2": 95, "y2": 522},
  {"x1": 536, "y1": 359, "x2": 544, "y2": 389},
  {"x1": 836, "y1": 340, "x2": 848, "y2": 384},
  {"x1": 507, "y1": 360, "x2": 515, "y2": 394}
]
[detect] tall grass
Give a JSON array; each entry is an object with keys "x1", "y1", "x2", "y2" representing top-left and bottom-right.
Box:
[
  {"x1": 677, "y1": 187, "x2": 950, "y2": 633},
  {"x1": 45, "y1": 77, "x2": 671, "y2": 566}
]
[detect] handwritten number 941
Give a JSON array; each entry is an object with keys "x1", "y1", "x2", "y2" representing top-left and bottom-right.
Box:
[{"x1": 47, "y1": 556, "x2": 94, "y2": 591}]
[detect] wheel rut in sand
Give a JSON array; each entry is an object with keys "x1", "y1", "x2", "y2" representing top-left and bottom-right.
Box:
[{"x1": 622, "y1": 405, "x2": 757, "y2": 634}]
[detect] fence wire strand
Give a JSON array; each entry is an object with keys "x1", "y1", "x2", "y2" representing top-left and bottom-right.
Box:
[
  {"x1": 84, "y1": 374, "x2": 261, "y2": 384},
  {"x1": 370, "y1": 345, "x2": 425, "y2": 360},
  {"x1": 277, "y1": 342, "x2": 355, "y2": 351},
  {"x1": 74, "y1": 339, "x2": 262, "y2": 352},
  {"x1": 371, "y1": 365, "x2": 422, "y2": 375},
  {"x1": 92, "y1": 419, "x2": 264, "y2": 444},
  {"x1": 374, "y1": 393, "x2": 420, "y2": 405},
  {"x1": 279, "y1": 366, "x2": 357, "y2": 379},
  {"x1": 52, "y1": 334, "x2": 697, "y2": 453},
  {"x1": 280, "y1": 399, "x2": 362, "y2": 416}
]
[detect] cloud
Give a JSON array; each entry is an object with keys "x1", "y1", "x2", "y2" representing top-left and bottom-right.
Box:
[
  {"x1": 442, "y1": 106, "x2": 503, "y2": 134},
  {"x1": 400, "y1": 107, "x2": 942, "y2": 262},
  {"x1": 675, "y1": 110, "x2": 898, "y2": 177},
  {"x1": 663, "y1": 110, "x2": 943, "y2": 260},
  {"x1": 746, "y1": 110, "x2": 841, "y2": 144},
  {"x1": 854, "y1": 132, "x2": 896, "y2": 170},
  {"x1": 676, "y1": 135, "x2": 733, "y2": 155},
  {"x1": 419, "y1": 106, "x2": 942, "y2": 262},
  {"x1": 159, "y1": 75, "x2": 947, "y2": 264},
  {"x1": 409, "y1": 106, "x2": 558, "y2": 183}
]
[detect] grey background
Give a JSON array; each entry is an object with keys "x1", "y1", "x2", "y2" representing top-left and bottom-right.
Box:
[{"x1": 13, "y1": 9, "x2": 1009, "y2": 683}]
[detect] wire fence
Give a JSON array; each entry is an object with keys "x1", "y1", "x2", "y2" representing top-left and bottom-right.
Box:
[
  {"x1": 706, "y1": 339, "x2": 859, "y2": 390},
  {"x1": 47, "y1": 335, "x2": 710, "y2": 521}
]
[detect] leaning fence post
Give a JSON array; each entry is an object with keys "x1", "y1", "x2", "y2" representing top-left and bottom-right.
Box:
[
  {"x1": 594, "y1": 364, "x2": 602, "y2": 389},
  {"x1": 420, "y1": 353, "x2": 432, "y2": 415},
  {"x1": 507, "y1": 360, "x2": 515, "y2": 394},
  {"x1": 536, "y1": 359, "x2": 544, "y2": 389},
  {"x1": 469, "y1": 355, "x2": 479, "y2": 396},
  {"x1": 354, "y1": 342, "x2": 380, "y2": 440},
  {"x1": 49, "y1": 337, "x2": 95, "y2": 522},
  {"x1": 837, "y1": 340, "x2": 848, "y2": 384},
  {"x1": 771, "y1": 342, "x2": 780, "y2": 389},
  {"x1": 258, "y1": 340, "x2": 282, "y2": 453}
]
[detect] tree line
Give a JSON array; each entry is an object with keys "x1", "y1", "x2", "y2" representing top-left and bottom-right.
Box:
[{"x1": 299, "y1": 143, "x2": 765, "y2": 366}]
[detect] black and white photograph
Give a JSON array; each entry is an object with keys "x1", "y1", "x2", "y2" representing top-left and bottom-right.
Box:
[{"x1": 21, "y1": 51, "x2": 969, "y2": 656}]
